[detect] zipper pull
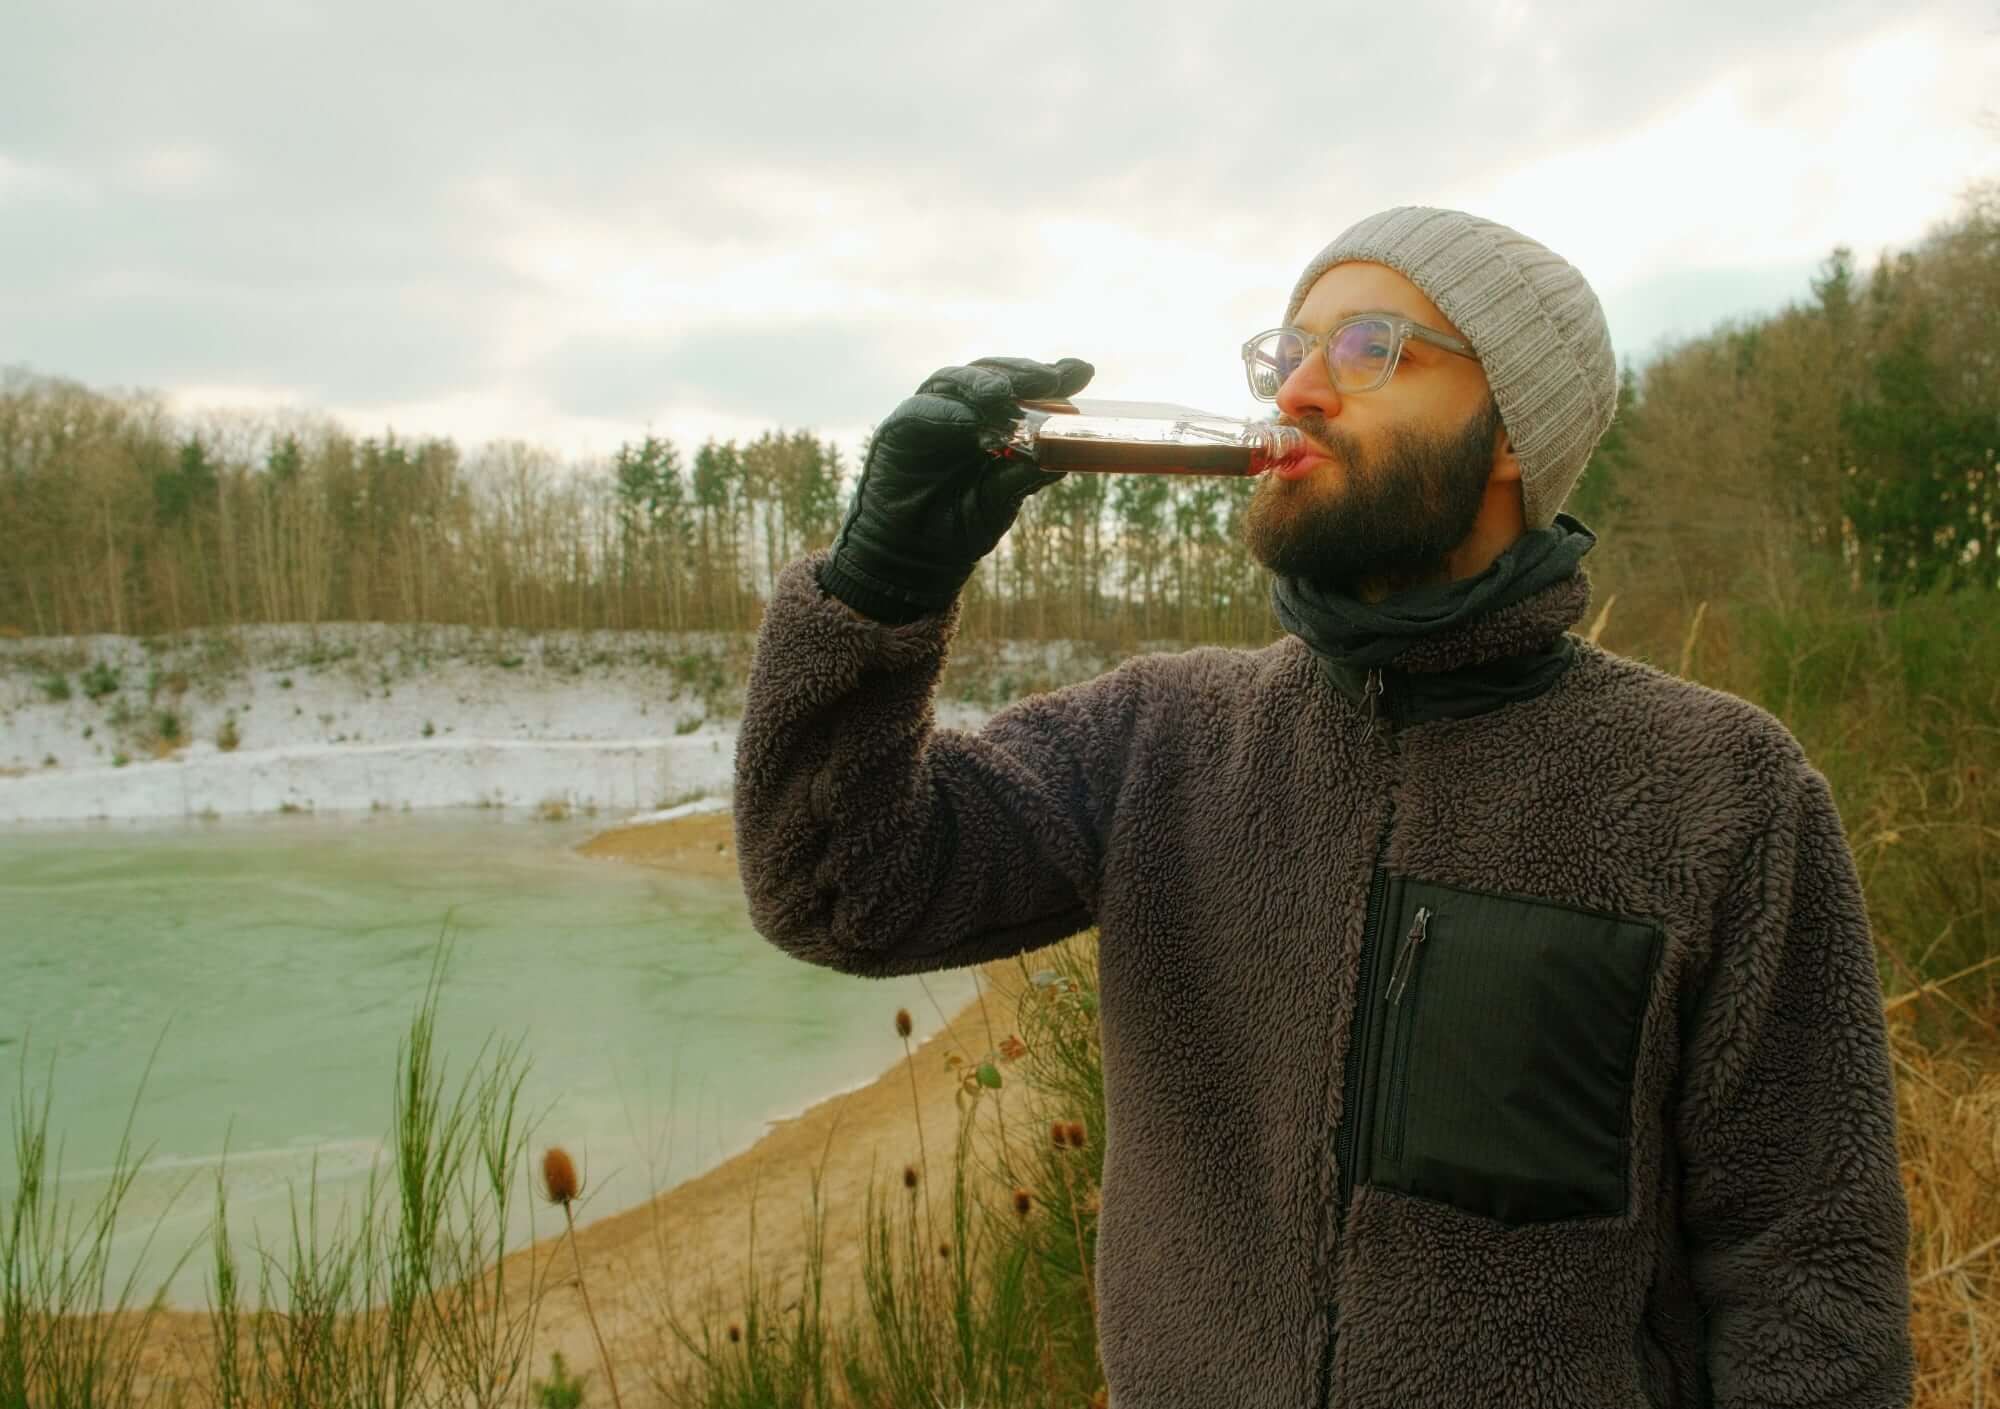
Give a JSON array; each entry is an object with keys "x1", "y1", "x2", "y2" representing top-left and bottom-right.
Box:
[
  {"x1": 1361, "y1": 667, "x2": 1383, "y2": 742},
  {"x1": 1385, "y1": 907, "x2": 1431, "y2": 1007}
]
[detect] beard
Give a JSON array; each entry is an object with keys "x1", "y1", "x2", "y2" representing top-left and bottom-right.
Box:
[{"x1": 1245, "y1": 398, "x2": 1505, "y2": 596}]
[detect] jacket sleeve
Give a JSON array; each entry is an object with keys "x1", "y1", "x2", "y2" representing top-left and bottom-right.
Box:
[
  {"x1": 1676, "y1": 759, "x2": 1915, "y2": 1408},
  {"x1": 731, "y1": 550, "x2": 1152, "y2": 978}
]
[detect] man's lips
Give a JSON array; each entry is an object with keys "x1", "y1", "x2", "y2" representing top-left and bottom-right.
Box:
[{"x1": 1274, "y1": 445, "x2": 1335, "y2": 481}]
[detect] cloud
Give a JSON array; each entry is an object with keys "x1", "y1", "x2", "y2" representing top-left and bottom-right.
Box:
[
  {"x1": 2, "y1": 0, "x2": 1994, "y2": 459},
  {"x1": 538, "y1": 319, "x2": 910, "y2": 426},
  {"x1": 129, "y1": 145, "x2": 232, "y2": 198},
  {"x1": 0, "y1": 152, "x2": 92, "y2": 202}
]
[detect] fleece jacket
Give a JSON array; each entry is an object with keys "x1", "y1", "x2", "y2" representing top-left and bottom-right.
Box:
[{"x1": 732, "y1": 548, "x2": 1915, "y2": 1409}]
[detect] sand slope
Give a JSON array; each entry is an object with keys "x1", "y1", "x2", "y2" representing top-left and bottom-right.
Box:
[{"x1": 535, "y1": 810, "x2": 1063, "y2": 1392}]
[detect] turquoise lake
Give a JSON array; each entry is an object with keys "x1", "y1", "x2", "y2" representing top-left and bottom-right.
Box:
[{"x1": 0, "y1": 810, "x2": 978, "y2": 1307}]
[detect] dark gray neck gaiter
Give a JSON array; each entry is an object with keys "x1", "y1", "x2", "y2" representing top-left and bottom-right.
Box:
[{"x1": 1270, "y1": 513, "x2": 1598, "y2": 671}]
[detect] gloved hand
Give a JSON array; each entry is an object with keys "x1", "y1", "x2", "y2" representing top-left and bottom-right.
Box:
[{"x1": 818, "y1": 355, "x2": 1094, "y2": 623}]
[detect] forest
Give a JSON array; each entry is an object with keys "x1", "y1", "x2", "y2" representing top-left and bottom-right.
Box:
[{"x1": 3, "y1": 190, "x2": 1991, "y2": 652}]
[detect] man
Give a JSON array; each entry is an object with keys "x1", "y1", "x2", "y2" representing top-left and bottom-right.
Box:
[{"x1": 733, "y1": 207, "x2": 1915, "y2": 1407}]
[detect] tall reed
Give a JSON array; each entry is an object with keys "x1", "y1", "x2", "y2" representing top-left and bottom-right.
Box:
[{"x1": 0, "y1": 1037, "x2": 193, "y2": 1409}]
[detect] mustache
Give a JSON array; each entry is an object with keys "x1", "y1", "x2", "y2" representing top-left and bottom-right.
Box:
[{"x1": 1278, "y1": 412, "x2": 1354, "y2": 464}]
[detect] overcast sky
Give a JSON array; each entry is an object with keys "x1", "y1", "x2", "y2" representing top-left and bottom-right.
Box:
[{"x1": 4, "y1": 0, "x2": 1996, "y2": 467}]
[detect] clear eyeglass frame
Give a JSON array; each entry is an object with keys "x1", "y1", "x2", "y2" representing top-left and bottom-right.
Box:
[{"x1": 1240, "y1": 315, "x2": 1479, "y2": 400}]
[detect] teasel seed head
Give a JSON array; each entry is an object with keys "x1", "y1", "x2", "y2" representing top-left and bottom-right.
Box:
[
  {"x1": 894, "y1": 1008, "x2": 913, "y2": 1039},
  {"x1": 727, "y1": 1322, "x2": 741, "y2": 1344},
  {"x1": 1051, "y1": 1120, "x2": 1069, "y2": 1149},
  {"x1": 938, "y1": 1242, "x2": 951, "y2": 1261},
  {"x1": 540, "y1": 1146, "x2": 580, "y2": 1207},
  {"x1": 1066, "y1": 1120, "x2": 1088, "y2": 1150},
  {"x1": 1012, "y1": 1187, "x2": 1032, "y2": 1218},
  {"x1": 902, "y1": 1163, "x2": 919, "y2": 1190}
]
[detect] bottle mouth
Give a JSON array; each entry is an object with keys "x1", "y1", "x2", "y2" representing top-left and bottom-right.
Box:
[{"x1": 1263, "y1": 424, "x2": 1309, "y2": 466}]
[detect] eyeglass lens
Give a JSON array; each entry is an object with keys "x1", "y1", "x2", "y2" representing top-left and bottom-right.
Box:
[
  {"x1": 1247, "y1": 319, "x2": 1397, "y2": 398},
  {"x1": 1328, "y1": 320, "x2": 1395, "y2": 391}
]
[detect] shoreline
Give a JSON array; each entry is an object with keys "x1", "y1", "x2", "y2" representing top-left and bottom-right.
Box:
[
  {"x1": 118, "y1": 800, "x2": 1067, "y2": 1397},
  {"x1": 541, "y1": 806, "x2": 1049, "y2": 1381}
]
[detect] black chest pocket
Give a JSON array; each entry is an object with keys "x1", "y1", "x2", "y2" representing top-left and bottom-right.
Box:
[{"x1": 1358, "y1": 878, "x2": 1664, "y2": 1226}]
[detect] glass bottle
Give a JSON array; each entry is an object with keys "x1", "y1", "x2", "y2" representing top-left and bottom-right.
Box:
[{"x1": 1000, "y1": 398, "x2": 1306, "y2": 477}]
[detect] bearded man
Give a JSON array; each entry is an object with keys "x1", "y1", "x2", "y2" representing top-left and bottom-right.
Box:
[{"x1": 732, "y1": 207, "x2": 1915, "y2": 1409}]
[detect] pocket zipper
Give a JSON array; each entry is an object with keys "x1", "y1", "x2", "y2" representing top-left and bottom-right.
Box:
[
  {"x1": 1384, "y1": 906, "x2": 1431, "y2": 1007},
  {"x1": 1383, "y1": 906, "x2": 1433, "y2": 1165}
]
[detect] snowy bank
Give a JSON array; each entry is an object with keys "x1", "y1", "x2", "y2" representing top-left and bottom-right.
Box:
[
  {"x1": 0, "y1": 735, "x2": 737, "y2": 824},
  {"x1": 0, "y1": 623, "x2": 1004, "y2": 824}
]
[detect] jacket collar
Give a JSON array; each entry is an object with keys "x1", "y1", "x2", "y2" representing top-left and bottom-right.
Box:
[{"x1": 1309, "y1": 570, "x2": 1592, "y2": 729}]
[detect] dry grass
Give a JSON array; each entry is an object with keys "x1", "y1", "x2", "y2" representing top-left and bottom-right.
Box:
[{"x1": 1894, "y1": 998, "x2": 2000, "y2": 1408}]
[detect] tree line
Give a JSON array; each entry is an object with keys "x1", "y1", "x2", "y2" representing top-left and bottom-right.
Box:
[{"x1": 1, "y1": 189, "x2": 1994, "y2": 646}]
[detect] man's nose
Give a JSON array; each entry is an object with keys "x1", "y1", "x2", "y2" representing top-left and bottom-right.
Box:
[{"x1": 1274, "y1": 348, "x2": 1341, "y2": 422}]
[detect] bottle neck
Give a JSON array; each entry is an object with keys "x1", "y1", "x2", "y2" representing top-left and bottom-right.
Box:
[{"x1": 1251, "y1": 423, "x2": 1307, "y2": 473}]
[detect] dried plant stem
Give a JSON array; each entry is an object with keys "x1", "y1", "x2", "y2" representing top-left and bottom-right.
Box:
[
  {"x1": 969, "y1": 970, "x2": 1010, "y2": 1161},
  {"x1": 1677, "y1": 599, "x2": 1708, "y2": 678},
  {"x1": 1914, "y1": 1232, "x2": 2000, "y2": 1289},
  {"x1": 1885, "y1": 952, "x2": 2000, "y2": 1016},
  {"x1": 1059, "y1": 1161, "x2": 1097, "y2": 1326},
  {"x1": 900, "y1": 1033, "x2": 936, "y2": 1282},
  {"x1": 1584, "y1": 593, "x2": 1616, "y2": 646},
  {"x1": 1965, "y1": 1272, "x2": 1986, "y2": 1409},
  {"x1": 561, "y1": 1204, "x2": 625, "y2": 1409}
]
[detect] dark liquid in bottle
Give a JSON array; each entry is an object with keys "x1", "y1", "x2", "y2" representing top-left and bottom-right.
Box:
[{"x1": 1030, "y1": 437, "x2": 1257, "y2": 476}]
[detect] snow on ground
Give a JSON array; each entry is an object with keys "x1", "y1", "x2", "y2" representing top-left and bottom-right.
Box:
[
  {"x1": 606, "y1": 794, "x2": 736, "y2": 828},
  {"x1": 0, "y1": 622, "x2": 1037, "y2": 824}
]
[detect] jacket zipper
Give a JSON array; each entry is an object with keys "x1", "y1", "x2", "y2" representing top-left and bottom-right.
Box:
[
  {"x1": 1319, "y1": 668, "x2": 1398, "y2": 1409},
  {"x1": 1333, "y1": 840, "x2": 1391, "y2": 1232},
  {"x1": 1383, "y1": 907, "x2": 1432, "y2": 1162}
]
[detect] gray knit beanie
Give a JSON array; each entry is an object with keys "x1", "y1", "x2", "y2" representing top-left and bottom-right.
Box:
[{"x1": 1285, "y1": 207, "x2": 1617, "y2": 531}]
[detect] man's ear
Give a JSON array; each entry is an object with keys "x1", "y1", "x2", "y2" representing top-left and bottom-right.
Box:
[{"x1": 1491, "y1": 422, "x2": 1522, "y2": 484}]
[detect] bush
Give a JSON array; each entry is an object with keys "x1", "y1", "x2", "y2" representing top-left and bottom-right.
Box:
[
  {"x1": 216, "y1": 715, "x2": 240, "y2": 752},
  {"x1": 37, "y1": 675, "x2": 70, "y2": 703},
  {"x1": 156, "y1": 710, "x2": 182, "y2": 744},
  {"x1": 534, "y1": 1351, "x2": 589, "y2": 1409},
  {"x1": 79, "y1": 661, "x2": 119, "y2": 701}
]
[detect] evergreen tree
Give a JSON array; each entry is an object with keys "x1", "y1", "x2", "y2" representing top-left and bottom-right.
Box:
[{"x1": 1840, "y1": 319, "x2": 1999, "y2": 596}]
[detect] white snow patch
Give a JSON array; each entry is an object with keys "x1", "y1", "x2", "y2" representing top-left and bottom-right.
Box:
[
  {"x1": 0, "y1": 623, "x2": 1015, "y2": 825},
  {"x1": 609, "y1": 795, "x2": 735, "y2": 828}
]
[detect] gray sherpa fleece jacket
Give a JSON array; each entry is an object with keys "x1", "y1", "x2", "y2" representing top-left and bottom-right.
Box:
[{"x1": 733, "y1": 548, "x2": 1915, "y2": 1409}]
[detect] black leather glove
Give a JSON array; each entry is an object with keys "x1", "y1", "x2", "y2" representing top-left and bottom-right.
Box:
[{"x1": 818, "y1": 355, "x2": 1094, "y2": 623}]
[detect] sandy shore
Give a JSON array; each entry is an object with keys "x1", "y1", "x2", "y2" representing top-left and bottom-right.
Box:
[
  {"x1": 532, "y1": 811, "x2": 1066, "y2": 1391},
  {"x1": 130, "y1": 806, "x2": 1074, "y2": 1397}
]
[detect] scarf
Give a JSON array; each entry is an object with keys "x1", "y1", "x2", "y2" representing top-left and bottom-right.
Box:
[{"x1": 1270, "y1": 513, "x2": 1597, "y2": 672}]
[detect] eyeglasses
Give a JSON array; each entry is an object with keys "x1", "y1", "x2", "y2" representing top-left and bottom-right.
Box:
[{"x1": 1241, "y1": 315, "x2": 1478, "y2": 400}]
